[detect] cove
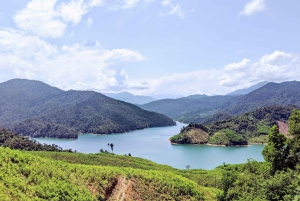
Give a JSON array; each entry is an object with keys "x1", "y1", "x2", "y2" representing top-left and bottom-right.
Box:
[{"x1": 34, "y1": 121, "x2": 265, "y2": 170}]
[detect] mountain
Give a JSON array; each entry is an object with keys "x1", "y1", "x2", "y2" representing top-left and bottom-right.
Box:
[
  {"x1": 227, "y1": 81, "x2": 269, "y2": 96},
  {"x1": 141, "y1": 81, "x2": 300, "y2": 123},
  {"x1": 103, "y1": 91, "x2": 156, "y2": 104},
  {"x1": 223, "y1": 81, "x2": 300, "y2": 115},
  {"x1": 0, "y1": 79, "x2": 175, "y2": 138},
  {"x1": 170, "y1": 105, "x2": 298, "y2": 145},
  {"x1": 140, "y1": 95, "x2": 239, "y2": 123}
]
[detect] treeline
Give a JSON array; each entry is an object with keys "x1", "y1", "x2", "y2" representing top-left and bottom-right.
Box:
[
  {"x1": 0, "y1": 128, "x2": 72, "y2": 152},
  {"x1": 0, "y1": 79, "x2": 175, "y2": 138},
  {"x1": 216, "y1": 110, "x2": 300, "y2": 200},
  {"x1": 206, "y1": 105, "x2": 298, "y2": 139}
]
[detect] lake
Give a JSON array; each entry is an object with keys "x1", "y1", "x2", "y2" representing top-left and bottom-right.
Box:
[{"x1": 34, "y1": 122, "x2": 265, "y2": 170}]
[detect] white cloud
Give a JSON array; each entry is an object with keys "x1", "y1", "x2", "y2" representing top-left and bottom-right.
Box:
[
  {"x1": 13, "y1": 0, "x2": 105, "y2": 38},
  {"x1": 219, "y1": 50, "x2": 300, "y2": 88},
  {"x1": 86, "y1": 17, "x2": 93, "y2": 27},
  {"x1": 126, "y1": 50, "x2": 300, "y2": 97},
  {"x1": 224, "y1": 58, "x2": 250, "y2": 71},
  {"x1": 122, "y1": 0, "x2": 140, "y2": 9},
  {"x1": 0, "y1": 29, "x2": 145, "y2": 91},
  {"x1": 59, "y1": 0, "x2": 88, "y2": 25},
  {"x1": 13, "y1": 0, "x2": 66, "y2": 38},
  {"x1": 160, "y1": 0, "x2": 187, "y2": 19},
  {"x1": 239, "y1": 0, "x2": 266, "y2": 16}
]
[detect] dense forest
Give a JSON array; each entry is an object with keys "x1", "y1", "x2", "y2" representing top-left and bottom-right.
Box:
[
  {"x1": 141, "y1": 95, "x2": 238, "y2": 123},
  {"x1": 141, "y1": 81, "x2": 300, "y2": 123},
  {"x1": 170, "y1": 105, "x2": 297, "y2": 145},
  {"x1": 0, "y1": 128, "x2": 72, "y2": 152},
  {"x1": 0, "y1": 79, "x2": 175, "y2": 138}
]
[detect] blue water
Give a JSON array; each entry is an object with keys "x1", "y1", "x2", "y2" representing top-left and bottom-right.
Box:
[{"x1": 34, "y1": 122, "x2": 265, "y2": 170}]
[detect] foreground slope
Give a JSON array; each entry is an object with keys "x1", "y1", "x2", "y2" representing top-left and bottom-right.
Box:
[
  {"x1": 0, "y1": 79, "x2": 175, "y2": 138},
  {"x1": 0, "y1": 147, "x2": 219, "y2": 201}
]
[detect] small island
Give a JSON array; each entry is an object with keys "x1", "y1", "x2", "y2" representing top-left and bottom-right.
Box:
[{"x1": 170, "y1": 123, "x2": 248, "y2": 146}]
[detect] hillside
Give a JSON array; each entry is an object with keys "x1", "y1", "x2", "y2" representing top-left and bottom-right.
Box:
[
  {"x1": 141, "y1": 81, "x2": 300, "y2": 123},
  {"x1": 207, "y1": 105, "x2": 299, "y2": 141},
  {"x1": 227, "y1": 81, "x2": 268, "y2": 96},
  {"x1": 170, "y1": 105, "x2": 298, "y2": 145},
  {"x1": 170, "y1": 123, "x2": 209, "y2": 144},
  {"x1": 223, "y1": 81, "x2": 300, "y2": 115},
  {"x1": 141, "y1": 95, "x2": 238, "y2": 123},
  {"x1": 0, "y1": 79, "x2": 175, "y2": 138},
  {"x1": 103, "y1": 91, "x2": 156, "y2": 104}
]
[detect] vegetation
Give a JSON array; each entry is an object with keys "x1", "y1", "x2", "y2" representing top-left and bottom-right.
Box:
[
  {"x1": 0, "y1": 79, "x2": 175, "y2": 138},
  {"x1": 216, "y1": 109, "x2": 300, "y2": 200},
  {"x1": 141, "y1": 95, "x2": 238, "y2": 123},
  {"x1": 142, "y1": 81, "x2": 300, "y2": 124},
  {"x1": 208, "y1": 129, "x2": 247, "y2": 146},
  {"x1": 0, "y1": 147, "x2": 217, "y2": 200},
  {"x1": 170, "y1": 123, "x2": 209, "y2": 144},
  {"x1": 206, "y1": 105, "x2": 297, "y2": 140},
  {"x1": 0, "y1": 128, "x2": 72, "y2": 152}
]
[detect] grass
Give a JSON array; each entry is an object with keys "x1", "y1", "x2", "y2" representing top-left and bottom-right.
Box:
[{"x1": 0, "y1": 147, "x2": 221, "y2": 200}]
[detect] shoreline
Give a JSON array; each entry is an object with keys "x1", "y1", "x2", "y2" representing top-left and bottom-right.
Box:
[{"x1": 170, "y1": 140, "x2": 250, "y2": 147}]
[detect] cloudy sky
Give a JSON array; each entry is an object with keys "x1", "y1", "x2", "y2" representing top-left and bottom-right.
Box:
[{"x1": 0, "y1": 0, "x2": 299, "y2": 98}]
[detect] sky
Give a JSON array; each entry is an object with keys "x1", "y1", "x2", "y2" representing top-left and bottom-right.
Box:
[{"x1": 0, "y1": 0, "x2": 300, "y2": 98}]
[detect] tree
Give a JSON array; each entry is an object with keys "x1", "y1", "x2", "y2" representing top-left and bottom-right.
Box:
[
  {"x1": 186, "y1": 165, "x2": 191, "y2": 170},
  {"x1": 110, "y1": 143, "x2": 114, "y2": 153},
  {"x1": 287, "y1": 110, "x2": 300, "y2": 167},
  {"x1": 107, "y1": 143, "x2": 109, "y2": 152},
  {"x1": 262, "y1": 125, "x2": 288, "y2": 174}
]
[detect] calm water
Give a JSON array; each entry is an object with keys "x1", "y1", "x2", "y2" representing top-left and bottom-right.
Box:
[{"x1": 34, "y1": 122, "x2": 265, "y2": 170}]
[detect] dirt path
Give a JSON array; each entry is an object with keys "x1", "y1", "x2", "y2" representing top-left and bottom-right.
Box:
[
  {"x1": 108, "y1": 176, "x2": 142, "y2": 201},
  {"x1": 276, "y1": 121, "x2": 292, "y2": 138}
]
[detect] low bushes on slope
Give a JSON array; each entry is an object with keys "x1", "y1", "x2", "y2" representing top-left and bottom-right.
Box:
[{"x1": 0, "y1": 147, "x2": 218, "y2": 200}]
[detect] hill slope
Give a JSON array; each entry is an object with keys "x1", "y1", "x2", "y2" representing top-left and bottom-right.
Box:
[
  {"x1": 141, "y1": 95, "x2": 238, "y2": 123},
  {"x1": 170, "y1": 105, "x2": 298, "y2": 145},
  {"x1": 0, "y1": 79, "x2": 175, "y2": 138},
  {"x1": 141, "y1": 81, "x2": 300, "y2": 123},
  {"x1": 227, "y1": 81, "x2": 269, "y2": 96},
  {"x1": 223, "y1": 81, "x2": 300, "y2": 115}
]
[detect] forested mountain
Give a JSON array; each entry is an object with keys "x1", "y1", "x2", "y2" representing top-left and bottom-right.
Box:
[
  {"x1": 140, "y1": 95, "x2": 239, "y2": 123},
  {"x1": 0, "y1": 79, "x2": 175, "y2": 138},
  {"x1": 141, "y1": 81, "x2": 300, "y2": 123},
  {"x1": 170, "y1": 105, "x2": 298, "y2": 145},
  {"x1": 223, "y1": 81, "x2": 300, "y2": 115},
  {"x1": 103, "y1": 91, "x2": 156, "y2": 104},
  {"x1": 227, "y1": 81, "x2": 269, "y2": 96}
]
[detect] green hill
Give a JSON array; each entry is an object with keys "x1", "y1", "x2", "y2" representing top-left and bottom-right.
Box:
[
  {"x1": 0, "y1": 79, "x2": 175, "y2": 138},
  {"x1": 170, "y1": 105, "x2": 298, "y2": 145},
  {"x1": 141, "y1": 95, "x2": 238, "y2": 123},
  {"x1": 141, "y1": 81, "x2": 300, "y2": 123}
]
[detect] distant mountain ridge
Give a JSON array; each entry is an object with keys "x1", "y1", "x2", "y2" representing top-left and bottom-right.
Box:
[
  {"x1": 103, "y1": 91, "x2": 156, "y2": 105},
  {"x1": 141, "y1": 81, "x2": 300, "y2": 123},
  {"x1": 0, "y1": 79, "x2": 175, "y2": 138},
  {"x1": 227, "y1": 81, "x2": 269, "y2": 96}
]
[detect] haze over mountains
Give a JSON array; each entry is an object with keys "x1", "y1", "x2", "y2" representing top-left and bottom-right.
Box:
[
  {"x1": 103, "y1": 91, "x2": 156, "y2": 105},
  {"x1": 141, "y1": 81, "x2": 300, "y2": 123},
  {"x1": 0, "y1": 79, "x2": 175, "y2": 138},
  {"x1": 227, "y1": 81, "x2": 269, "y2": 96}
]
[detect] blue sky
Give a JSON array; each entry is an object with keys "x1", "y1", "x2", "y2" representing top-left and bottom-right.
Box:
[{"x1": 0, "y1": 0, "x2": 299, "y2": 98}]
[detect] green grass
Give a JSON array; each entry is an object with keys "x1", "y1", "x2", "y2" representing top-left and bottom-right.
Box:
[
  {"x1": 0, "y1": 147, "x2": 220, "y2": 200},
  {"x1": 248, "y1": 135, "x2": 268, "y2": 144}
]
